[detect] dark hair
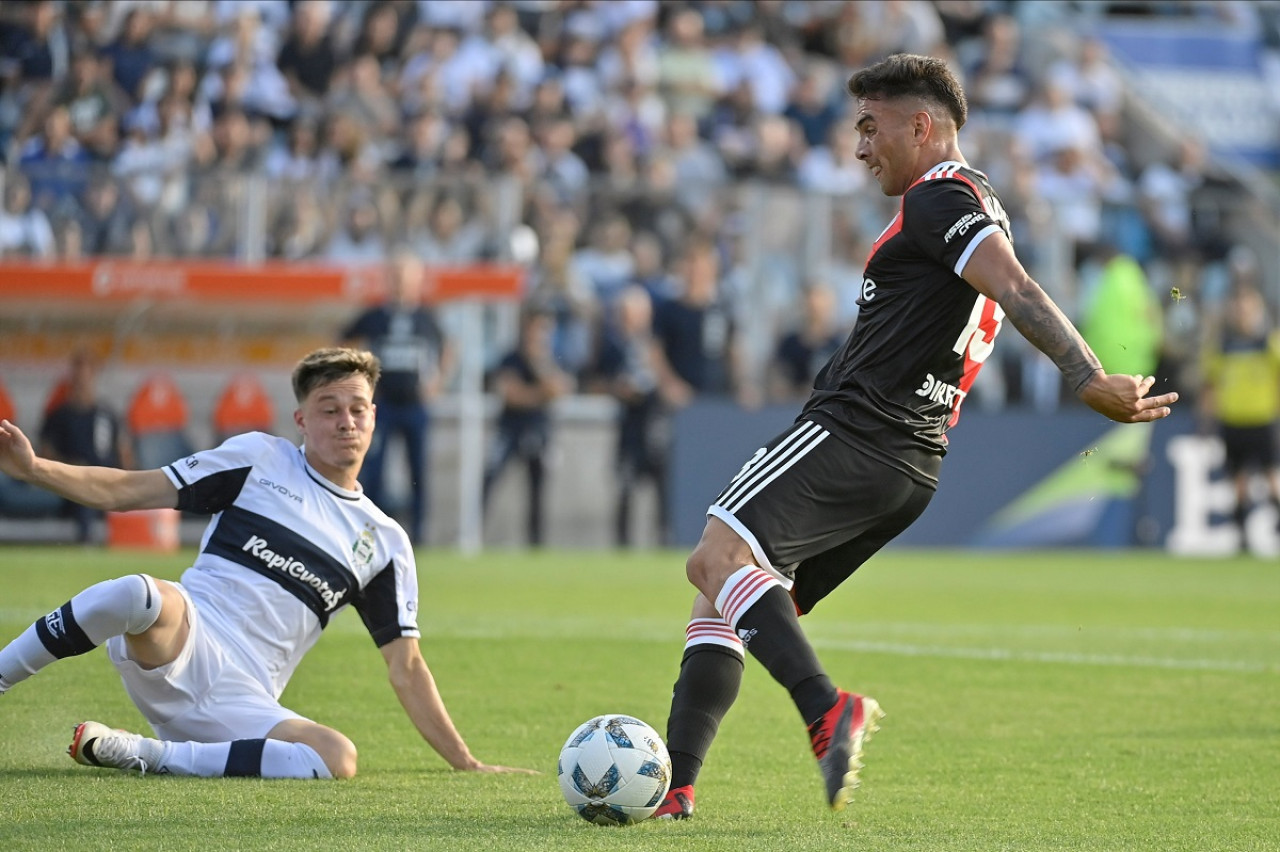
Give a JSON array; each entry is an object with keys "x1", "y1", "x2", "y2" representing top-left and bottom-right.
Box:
[
  {"x1": 847, "y1": 53, "x2": 968, "y2": 130},
  {"x1": 291, "y1": 347, "x2": 381, "y2": 402}
]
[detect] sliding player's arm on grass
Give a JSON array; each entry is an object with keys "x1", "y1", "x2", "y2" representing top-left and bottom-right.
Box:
[
  {"x1": 959, "y1": 235, "x2": 1179, "y2": 423},
  {"x1": 0, "y1": 419, "x2": 176, "y2": 510},
  {"x1": 380, "y1": 636, "x2": 538, "y2": 775}
]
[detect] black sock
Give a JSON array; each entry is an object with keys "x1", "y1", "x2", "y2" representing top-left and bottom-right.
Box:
[
  {"x1": 665, "y1": 644, "x2": 744, "y2": 789},
  {"x1": 736, "y1": 586, "x2": 838, "y2": 725}
]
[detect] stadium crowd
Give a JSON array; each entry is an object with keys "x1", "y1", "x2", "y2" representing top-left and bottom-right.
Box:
[{"x1": 0, "y1": 0, "x2": 1269, "y2": 411}]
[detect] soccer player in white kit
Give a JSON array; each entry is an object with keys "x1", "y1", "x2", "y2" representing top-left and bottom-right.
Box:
[{"x1": 0, "y1": 348, "x2": 534, "y2": 779}]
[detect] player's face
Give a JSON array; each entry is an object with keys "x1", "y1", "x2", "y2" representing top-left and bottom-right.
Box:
[
  {"x1": 855, "y1": 97, "x2": 918, "y2": 196},
  {"x1": 296, "y1": 375, "x2": 376, "y2": 488}
]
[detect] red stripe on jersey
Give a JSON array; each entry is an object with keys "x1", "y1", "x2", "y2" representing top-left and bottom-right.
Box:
[
  {"x1": 870, "y1": 164, "x2": 984, "y2": 266},
  {"x1": 866, "y1": 210, "x2": 903, "y2": 265}
]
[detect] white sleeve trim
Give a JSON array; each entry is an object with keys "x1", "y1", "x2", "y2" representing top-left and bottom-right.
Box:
[{"x1": 953, "y1": 223, "x2": 1002, "y2": 277}]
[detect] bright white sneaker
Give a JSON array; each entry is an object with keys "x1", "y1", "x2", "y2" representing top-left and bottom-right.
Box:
[{"x1": 68, "y1": 721, "x2": 164, "y2": 775}]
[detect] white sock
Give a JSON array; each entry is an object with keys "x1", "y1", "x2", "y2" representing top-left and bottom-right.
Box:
[
  {"x1": 714, "y1": 566, "x2": 782, "y2": 630},
  {"x1": 684, "y1": 617, "x2": 744, "y2": 658},
  {"x1": 158, "y1": 738, "x2": 333, "y2": 779},
  {"x1": 0, "y1": 575, "x2": 161, "y2": 692}
]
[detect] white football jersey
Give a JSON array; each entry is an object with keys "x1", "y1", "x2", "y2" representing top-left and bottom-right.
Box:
[{"x1": 161, "y1": 432, "x2": 419, "y2": 697}]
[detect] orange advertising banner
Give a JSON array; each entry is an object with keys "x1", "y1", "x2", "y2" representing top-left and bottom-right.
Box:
[{"x1": 0, "y1": 261, "x2": 525, "y2": 303}]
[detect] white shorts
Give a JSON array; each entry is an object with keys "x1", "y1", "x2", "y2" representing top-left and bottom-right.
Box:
[{"x1": 105, "y1": 583, "x2": 305, "y2": 742}]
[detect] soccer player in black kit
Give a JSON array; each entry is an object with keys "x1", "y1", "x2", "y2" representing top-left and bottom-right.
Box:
[{"x1": 652, "y1": 53, "x2": 1180, "y2": 819}]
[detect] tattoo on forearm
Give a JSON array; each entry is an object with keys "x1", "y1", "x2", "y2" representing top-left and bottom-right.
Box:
[{"x1": 1001, "y1": 288, "x2": 1102, "y2": 393}]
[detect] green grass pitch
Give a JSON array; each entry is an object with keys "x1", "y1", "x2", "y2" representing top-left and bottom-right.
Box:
[{"x1": 0, "y1": 545, "x2": 1276, "y2": 851}]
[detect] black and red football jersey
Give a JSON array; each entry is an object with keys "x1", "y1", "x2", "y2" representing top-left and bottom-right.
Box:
[{"x1": 801, "y1": 160, "x2": 1012, "y2": 486}]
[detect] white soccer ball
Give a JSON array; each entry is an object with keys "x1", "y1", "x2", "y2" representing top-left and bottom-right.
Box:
[{"x1": 557, "y1": 714, "x2": 672, "y2": 826}]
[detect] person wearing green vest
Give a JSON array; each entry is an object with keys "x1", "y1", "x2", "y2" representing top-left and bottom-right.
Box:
[{"x1": 1081, "y1": 243, "x2": 1163, "y2": 376}]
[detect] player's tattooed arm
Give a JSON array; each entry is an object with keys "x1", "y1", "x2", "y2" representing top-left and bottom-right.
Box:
[
  {"x1": 960, "y1": 232, "x2": 1177, "y2": 423},
  {"x1": 995, "y1": 287, "x2": 1103, "y2": 394},
  {"x1": 958, "y1": 232, "x2": 1101, "y2": 392}
]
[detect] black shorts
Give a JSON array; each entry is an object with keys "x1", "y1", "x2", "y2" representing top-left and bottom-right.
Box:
[
  {"x1": 1221, "y1": 425, "x2": 1278, "y2": 475},
  {"x1": 708, "y1": 419, "x2": 934, "y2": 615}
]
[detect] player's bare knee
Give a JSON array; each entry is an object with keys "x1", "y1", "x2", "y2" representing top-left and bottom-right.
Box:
[
  {"x1": 685, "y1": 546, "x2": 731, "y2": 597},
  {"x1": 327, "y1": 732, "x2": 359, "y2": 779}
]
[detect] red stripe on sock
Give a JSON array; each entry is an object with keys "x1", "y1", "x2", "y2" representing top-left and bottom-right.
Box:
[{"x1": 722, "y1": 570, "x2": 776, "y2": 625}]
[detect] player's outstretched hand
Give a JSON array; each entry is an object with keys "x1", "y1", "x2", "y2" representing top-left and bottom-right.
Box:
[
  {"x1": 0, "y1": 419, "x2": 38, "y2": 480},
  {"x1": 1078, "y1": 374, "x2": 1179, "y2": 423}
]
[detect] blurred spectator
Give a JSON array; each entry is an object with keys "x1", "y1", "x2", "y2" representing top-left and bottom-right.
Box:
[
  {"x1": 351, "y1": 0, "x2": 413, "y2": 76},
  {"x1": 408, "y1": 191, "x2": 487, "y2": 263},
  {"x1": 275, "y1": 0, "x2": 337, "y2": 103},
  {"x1": 328, "y1": 52, "x2": 401, "y2": 147},
  {"x1": 962, "y1": 12, "x2": 1032, "y2": 126},
  {"x1": 0, "y1": 172, "x2": 55, "y2": 258},
  {"x1": 483, "y1": 3, "x2": 545, "y2": 103},
  {"x1": 39, "y1": 348, "x2": 135, "y2": 543},
  {"x1": 391, "y1": 107, "x2": 449, "y2": 175},
  {"x1": 399, "y1": 23, "x2": 496, "y2": 118},
  {"x1": 481, "y1": 306, "x2": 573, "y2": 547},
  {"x1": 526, "y1": 233, "x2": 598, "y2": 379},
  {"x1": 200, "y1": 5, "x2": 294, "y2": 122},
  {"x1": 652, "y1": 236, "x2": 741, "y2": 401},
  {"x1": 573, "y1": 211, "x2": 635, "y2": 314},
  {"x1": 30, "y1": 49, "x2": 130, "y2": 160},
  {"x1": 798, "y1": 115, "x2": 867, "y2": 195},
  {"x1": 1032, "y1": 140, "x2": 1125, "y2": 267},
  {"x1": 663, "y1": 110, "x2": 728, "y2": 214},
  {"x1": 100, "y1": 7, "x2": 158, "y2": 104},
  {"x1": 1046, "y1": 35, "x2": 1124, "y2": 121},
  {"x1": 783, "y1": 66, "x2": 842, "y2": 149},
  {"x1": 325, "y1": 192, "x2": 387, "y2": 263},
  {"x1": 340, "y1": 250, "x2": 455, "y2": 545},
  {"x1": 18, "y1": 104, "x2": 90, "y2": 213},
  {"x1": 206, "y1": 106, "x2": 264, "y2": 173},
  {"x1": 112, "y1": 92, "x2": 198, "y2": 214},
  {"x1": 708, "y1": 79, "x2": 759, "y2": 177},
  {"x1": 1014, "y1": 76, "x2": 1101, "y2": 166},
  {"x1": 2, "y1": 0, "x2": 70, "y2": 90},
  {"x1": 717, "y1": 21, "x2": 796, "y2": 116},
  {"x1": 603, "y1": 76, "x2": 666, "y2": 160},
  {"x1": 75, "y1": 175, "x2": 134, "y2": 255},
  {"x1": 485, "y1": 115, "x2": 539, "y2": 187},
  {"x1": 535, "y1": 114, "x2": 590, "y2": 206},
  {"x1": 264, "y1": 116, "x2": 328, "y2": 182},
  {"x1": 769, "y1": 284, "x2": 844, "y2": 403},
  {"x1": 595, "y1": 285, "x2": 674, "y2": 548},
  {"x1": 1199, "y1": 279, "x2": 1280, "y2": 550},
  {"x1": 629, "y1": 229, "x2": 678, "y2": 304},
  {"x1": 737, "y1": 112, "x2": 801, "y2": 183},
  {"x1": 1138, "y1": 138, "x2": 1229, "y2": 293},
  {"x1": 317, "y1": 111, "x2": 380, "y2": 180},
  {"x1": 656, "y1": 7, "x2": 721, "y2": 120},
  {"x1": 596, "y1": 16, "x2": 659, "y2": 95},
  {"x1": 269, "y1": 188, "x2": 327, "y2": 259},
  {"x1": 559, "y1": 32, "x2": 607, "y2": 119}
]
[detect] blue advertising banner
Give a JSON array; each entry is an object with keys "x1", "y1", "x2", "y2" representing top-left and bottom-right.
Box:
[{"x1": 669, "y1": 403, "x2": 1269, "y2": 555}]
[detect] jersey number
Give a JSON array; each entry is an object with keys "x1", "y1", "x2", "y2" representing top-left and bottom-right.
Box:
[{"x1": 951, "y1": 296, "x2": 1004, "y2": 364}]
